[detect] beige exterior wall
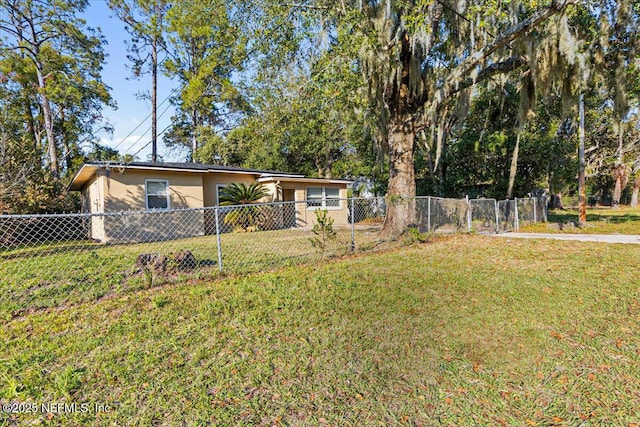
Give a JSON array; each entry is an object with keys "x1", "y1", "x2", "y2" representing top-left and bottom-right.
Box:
[
  {"x1": 278, "y1": 183, "x2": 349, "y2": 227},
  {"x1": 77, "y1": 167, "x2": 350, "y2": 241},
  {"x1": 83, "y1": 174, "x2": 106, "y2": 241},
  {"x1": 202, "y1": 173, "x2": 265, "y2": 206},
  {"x1": 202, "y1": 173, "x2": 265, "y2": 234},
  {"x1": 87, "y1": 170, "x2": 205, "y2": 242},
  {"x1": 103, "y1": 169, "x2": 205, "y2": 212}
]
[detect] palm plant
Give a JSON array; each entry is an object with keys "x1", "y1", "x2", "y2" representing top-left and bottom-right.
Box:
[{"x1": 219, "y1": 183, "x2": 270, "y2": 232}]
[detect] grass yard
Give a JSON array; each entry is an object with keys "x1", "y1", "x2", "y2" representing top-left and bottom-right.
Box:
[
  {"x1": 2, "y1": 235, "x2": 640, "y2": 426},
  {"x1": 0, "y1": 226, "x2": 391, "y2": 321},
  {"x1": 521, "y1": 206, "x2": 640, "y2": 235}
]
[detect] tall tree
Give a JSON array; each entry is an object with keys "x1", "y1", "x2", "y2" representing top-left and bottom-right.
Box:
[
  {"x1": 0, "y1": 0, "x2": 109, "y2": 179},
  {"x1": 109, "y1": 0, "x2": 169, "y2": 162},
  {"x1": 162, "y1": 0, "x2": 247, "y2": 160},
  {"x1": 223, "y1": 50, "x2": 370, "y2": 178},
  {"x1": 589, "y1": 1, "x2": 640, "y2": 208},
  {"x1": 249, "y1": 0, "x2": 581, "y2": 237}
]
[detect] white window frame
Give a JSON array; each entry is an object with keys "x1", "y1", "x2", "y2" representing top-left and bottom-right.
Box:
[
  {"x1": 145, "y1": 179, "x2": 170, "y2": 210},
  {"x1": 306, "y1": 186, "x2": 342, "y2": 210}
]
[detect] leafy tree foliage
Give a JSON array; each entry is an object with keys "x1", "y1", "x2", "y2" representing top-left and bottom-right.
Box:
[
  {"x1": 225, "y1": 59, "x2": 369, "y2": 178},
  {"x1": 0, "y1": 0, "x2": 114, "y2": 213},
  {"x1": 0, "y1": 0, "x2": 112, "y2": 180},
  {"x1": 162, "y1": 0, "x2": 247, "y2": 159},
  {"x1": 240, "y1": 0, "x2": 584, "y2": 236}
]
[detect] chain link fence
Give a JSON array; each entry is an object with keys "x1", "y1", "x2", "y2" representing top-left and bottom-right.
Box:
[{"x1": 0, "y1": 196, "x2": 545, "y2": 317}]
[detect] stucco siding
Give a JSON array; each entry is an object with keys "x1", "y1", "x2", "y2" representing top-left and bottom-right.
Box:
[
  {"x1": 101, "y1": 209, "x2": 205, "y2": 243},
  {"x1": 74, "y1": 165, "x2": 351, "y2": 241},
  {"x1": 99, "y1": 170, "x2": 205, "y2": 242},
  {"x1": 103, "y1": 169, "x2": 205, "y2": 212},
  {"x1": 202, "y1": 173, "x2": 264, "y2": 234},
  {"x1": 84, "y1": 174, "x2": 106, "y2": 241},
  {"x1": 279, "y1": 183, "x2": 349, "y2": 227},
  {"x1": 202, "y1": 173, "x2": 264, "y2": 206}
]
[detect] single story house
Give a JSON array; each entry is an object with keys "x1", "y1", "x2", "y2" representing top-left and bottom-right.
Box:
[{"x1": 69, "y1": 161, "x2": 352, "y2": 242}]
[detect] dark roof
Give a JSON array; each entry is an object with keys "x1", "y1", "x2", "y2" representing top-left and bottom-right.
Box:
[
  {"x1": 70, "y1": 161, "x2": 352, "y2": 191},
  {"x1": 82, "y1": 161, "x2": 303, "y2": 177}
]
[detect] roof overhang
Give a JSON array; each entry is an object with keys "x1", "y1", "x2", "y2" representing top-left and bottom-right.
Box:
[
  {"x1": 68, "y1": 162, "x2": 329, "y2": 191},
  {"x1": 257, "y1": 176, "x2": 353, "y2": 185},
  {"x1": 68, "y1": 163, "x2": 216, "y2": 191},
  {"x1": 68, "y1": 164, "x2": 99, "y2": 191}
]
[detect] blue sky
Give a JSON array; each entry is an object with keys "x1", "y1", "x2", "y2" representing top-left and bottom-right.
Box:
[{"x1": 83, "y1": 1, "x2": 179, "y2": 161}]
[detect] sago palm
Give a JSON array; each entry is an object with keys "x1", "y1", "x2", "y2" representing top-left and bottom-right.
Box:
[
  {"x1": 219, "y1": 183, "x2": 270, "y2": 231},
  {"x1": 219, "y1": 183, "x2": 269, "y2": 206}
]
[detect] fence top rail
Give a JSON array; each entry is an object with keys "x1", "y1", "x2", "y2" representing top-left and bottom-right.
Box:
[
  {"x1": 470, "y1": 198, "x2": 498, "y2": 202},
  {"x1": 217, "y1": 198, "x2": 360, "y2": 210},
  {"x1": 0, "y1": 199, "x2": 357, "y2": 220},
  {"x1": 0, "y1": 196, "x2": 545, "y2": 219},
  {"x1": 0, "y1": 212, "x2": 92, "y2": 219}
]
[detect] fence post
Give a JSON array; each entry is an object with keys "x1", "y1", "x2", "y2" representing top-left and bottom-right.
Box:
[
  {"x1": 495, "y1": 200, "x2": 500, "y2": 234},
  {"x1": 533, "y1": 197, "x2": 537, "y2": 223},
  {"x1": 427, "y1": 196, "x2": 431, "y2": 232},
  {"x1": 350, "y1": 197, "x2": 355, "y2": 252},
  {"x1": 466, "y1": 195, "x2": 472, "y2": 232},
  {"x1": 215, "y1": 206, "x2": 223, "y2": 272},
  {"x1": 514, "y1": 198, "x2": 520, "y2": 231}
]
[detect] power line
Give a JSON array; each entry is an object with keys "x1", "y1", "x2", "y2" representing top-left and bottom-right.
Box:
[
  {"x1": 111, "y1": 85, "x2": 180, "y2": 153},
  {"x1": 124, "y1": 95, "x2": 176, "y2": 159},
  {"x1": 118, "y1": 0, "x2": 312, "y2": 163}
]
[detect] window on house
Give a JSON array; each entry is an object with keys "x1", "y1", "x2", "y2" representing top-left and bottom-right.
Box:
[
  {"x1": 146, "y1": 180, "x2": 170, "y2": 210},
  {"x1": 306, "y1": 187, "x2": 341, "y2": 209},
  {"x1": 216, "y1": 184, "x2": 232, "y2": 205}
]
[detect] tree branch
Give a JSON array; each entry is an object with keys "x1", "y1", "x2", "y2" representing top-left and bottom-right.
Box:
[
  {"x1": 462, "y1": 56, "x2": 528, "y2": 90},
  {"x1": 427, "y1": 1, "x2": 568, "y2": 114}
]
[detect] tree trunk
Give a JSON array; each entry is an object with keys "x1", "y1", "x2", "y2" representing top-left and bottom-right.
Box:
[
  {"x1": 612, "y1": 175, "x2": 622, "y2": 208},
  {"x1": 24, "y1": 102, "x2": 39, "y2": 151},
  {"x1": 36, "y1": 65, "x2": 59, "y2": 178},
  {"x1": 630, "y1": 177, "x2": 640, "y2": 207},
  {"x1": 60, "y1": 110, "x2": 74, "y2": 172},
  {"x1": 578, "y1": 94, "x2": 586, "y2": 225},
  {"x1": 612, "y1": 123, "x2": 624, "y2": 208},
  {"x1": 549, "y1": 192, "x2": 564, "y2": 210},
  {"x1": 380, "y1": 115, "x2": 416, "y2": 240},
  {"x1": 506, "y1": 132, "x2": 520, "y2": 199},
  {"x1": 191, "y1": 109, "x2": 198, "y2": 160},
  {"x1": 612, "y1": 163, "x2": 627, "y2": 209}
]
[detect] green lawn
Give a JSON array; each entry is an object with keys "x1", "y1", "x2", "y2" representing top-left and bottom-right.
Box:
[
  {"x1": 2, "y1": 235, "x2": 640, "y2": 425},
  {"x1": 521, "y1": 206, "x2": 640, "y2": 234},
  {"x1": 0, "y1": 226, "x2": 394, "y2": 321}
]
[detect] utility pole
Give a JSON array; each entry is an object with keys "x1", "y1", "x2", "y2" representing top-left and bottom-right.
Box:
[{"x1": 151, "y1": 35, "x2": 158, "y2": 163}]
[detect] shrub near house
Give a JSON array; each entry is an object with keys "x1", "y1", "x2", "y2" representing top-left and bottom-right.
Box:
[{"x1": 219, "y1": 183, "x2": 270, "y2": 232}]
